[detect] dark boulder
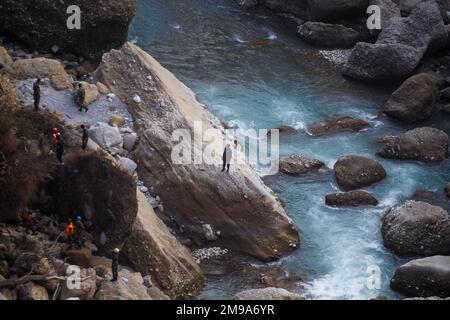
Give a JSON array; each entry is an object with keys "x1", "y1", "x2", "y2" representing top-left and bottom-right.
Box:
[
  {"x1": 382, "y1": 200, "x2": 450, "y2": 256},
  {"x1": 43, "y1": 152, "x2": 138, "y2": 255},
  {"x1": 377, "y1": 127, "x2": 449, "y2": 163},
  {"x1": 0, "y1": 0, "x2": 137, "y2": 60},
  {"x1": 391, "y1": 255, "x2": 450, "y2": 298},
  {"x1": 308, "y1": 116, "x2": 369, "y2": 136},
  {"x1": 343, "y1": 1, "x2": 447, "y2": 82},
  {"x1": 279, "y1": 155, "x2": 326, "y2": 175},
  {"x1": 326, "y1": 190, "x2": 379, "y2": 207},
  {"x1": 334, "y1": 155, "x2": 387, "y2": 191},
  {"x1": 384, "y1": 73, "x2": 439, "y2": 123},
  {"x1": 298, "y1": 22, "x2": 359, "y2": 48},
  {"x1": 308, "y1": 0, "x2": 369, "y2": 22}
]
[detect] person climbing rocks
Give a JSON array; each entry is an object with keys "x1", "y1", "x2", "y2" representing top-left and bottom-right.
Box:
[
  {"x1": 75, "y1": 83, "x2": 88, "y2": 112},
  {"x1": 222, "y1": 144, "x2": 232, "y2": 173},
  {"x1": 65, "y1": 219, "x2": 75, "y2": 247},
  {"x1": 33, "y1": 78, "x2": 41, "y2": 111},
  {"x1": 81, "y1": 124, "x2": 89, "y2": 151},
  {"x1": 74, "y1": 216, "x2": 85, "y2": 248},
  {"x1": 52, "y1": 127, "x2": 64, "y2": 164},
  {"x1": 111, "y1": 248, "x2": 120, "y2": 282},
  {"x1": 24, "y1": 212, "x2": 37, "y2": 235}
]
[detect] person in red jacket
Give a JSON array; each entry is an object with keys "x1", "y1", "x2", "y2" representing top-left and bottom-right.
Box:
[
  {"x1": 65, "y1": 219, "x2": 75, "y2": 247},
  {"x1": 24, "y1": 212, "x2": 37, "y2": 235}
]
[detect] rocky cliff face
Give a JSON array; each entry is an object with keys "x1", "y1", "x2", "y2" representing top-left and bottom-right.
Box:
[
  {"x1": 122, "y1": 191, "x2": 203, "y2": 299},
  {"x1": 0, "y1": 0, "x2": 136, "y2": 60},
  {"x1": 95, "y1": 43, "x2": 300, "y2": 261}
]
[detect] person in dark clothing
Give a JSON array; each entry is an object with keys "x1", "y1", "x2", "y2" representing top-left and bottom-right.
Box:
[
  {"x1": 81, "y1": 124, "x2": 89, "y2": 151},
  {"x1": 111, "y1": 248, "x2": 120, "y2": 282},
  {"x1": 75, "y1": 83, "x2": 88, "y2": 112},
  {"x1": 221, "y1": 144, "x2": 232, "y2": 173},
  {"x1": 74, "y1": 216, "x2": 85, "y2": 248},
  {"x1": 33, "y1": 78, "x2": 41, "y2": 111},
  {"x1": 24, "y1": 212, "x2": 37, "y2": 235}
]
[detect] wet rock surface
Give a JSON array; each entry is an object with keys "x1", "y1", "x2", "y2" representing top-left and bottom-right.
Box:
[
  {"x1": 391, "y1": 255, "x2": 450, "y2": 298},
  {"x1": 334, "y1": 155, "x2": 387, "y2": 191},
  {"x1": 382, "y1": 200, "x2": 450, "y2": 256},
  {"x1": 377, "y1": 127, "x2": 449, "y2": 163}
]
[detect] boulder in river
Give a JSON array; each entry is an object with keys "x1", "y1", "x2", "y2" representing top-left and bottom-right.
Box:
[
  {"x1": 384, "y1": 73, "x2": 438, "y2": 123},
  {"x1": 95, "y1": 42, "x2": 300, "y2": 261},
  {"x1": 325, "y1": 190, "x2": 378, "y2": 207},
  {"x1": 334, "y1": 155, "x2": 387, "y2": 191},
  {"x1": 382, "y1": 200, "x2": 450, "y2": 256},
  {"x1": 391, "y1": 255, "x2": 450, "y2": 298},
  {"x1": 298, "y1": 22, "x2": 360, "y2": 48},
  {"x1": 0, "y1": 0, "x2": 137, "y2": 60},
  {"x1": 233, "y1": 287, "x2": 305, "y2": 300},
  {"x1": 377, "y1": 127, "x2": 449, "y2": 163},
  {"x1": 307, "y1": 116, "x2": 369, "y2": 136},
  {"x1": 279, "y1": 155, "x2": 326, "y2": 175},
  {"x1": 343, "y1": 1, "x2": 447, "y2": 82}
]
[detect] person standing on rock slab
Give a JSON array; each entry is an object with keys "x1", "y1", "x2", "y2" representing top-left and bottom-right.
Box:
[
  {"x1": 81, "y1": 124, "x2": 89, "y2": 151},
  {"x1": 222, "y1": 144, "x2": 232, "y2": 173},
  {"x1": 33, "y1": 78, "x2": 41, "y2": 111},
  {"x1": 75, "y1": 83, "x2": 88, "y2": 112},
  {"x1": 111, "y1": 248, "x2": 120, "y2": 282}
]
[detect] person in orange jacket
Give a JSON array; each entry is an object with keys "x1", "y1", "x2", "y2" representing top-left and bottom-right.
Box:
[{"x1": 65, "y1": 219, "x2": 75, "y2": 247}]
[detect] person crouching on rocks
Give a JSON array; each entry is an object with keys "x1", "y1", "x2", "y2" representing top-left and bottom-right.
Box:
[
  {"x1": 24, "y1": 212, "x2": 37, "y2": 235},
  {"x1": 222, "y1": 144, "x2": 232, "y2": 173},
  {"x1": 111, "y1": 248, "x2": 120, "y2": 282},
  {"x1": 75, "y1": 83, "x2": 88, "y2": 112},
  {"x1": 65, "y1": 219, "x2": 75, "y2": 247}
]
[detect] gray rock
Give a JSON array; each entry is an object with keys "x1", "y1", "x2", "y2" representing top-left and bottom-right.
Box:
[
  {"x1": 343, "y1": 1, "x2": 447, "y2": 82},
  {"x1": 123, "y1": 132, "x2": 138, "y2": 152},
  {"x1": 60, "y1": 267, "x2": 97, "y2": 300},
  {"x1": 202, "y1": 224, "x2": 218, "y2": 241},
  {"x1": 391, "y1": 255, "x2": 450, "y2": 297},
  {"x1": 369, "y1": 0, "x2": 401, "y2": 34},
  {"x1": 117, "y1": 157, "x2": 137, "y2": 175},
  {"x1": 384, "y1": 73, "x2": 438, "y2": 123},
  {"x1": 382, "y1": 201, "x2": 450, "y2": 256},
  {"x1": 334, "y1": 155, "x2": 387, "y2": 191},
  {"x1": 88, "y1": 122, "x2": 123, "y2": 154},
  {"x1": 233, "y1": 287, "x2": 304, "y2": 300},
  {"x1": 377, "y1": 127, "x2": 449, "y2": 163},
  {"x1": 298, "y1": 22, "x2": 359, "y2": 48}
]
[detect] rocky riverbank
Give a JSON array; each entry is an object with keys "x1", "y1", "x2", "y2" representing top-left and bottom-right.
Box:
[{"x1": 0, "y1": 3, "x2": 301, "y2": 299}]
